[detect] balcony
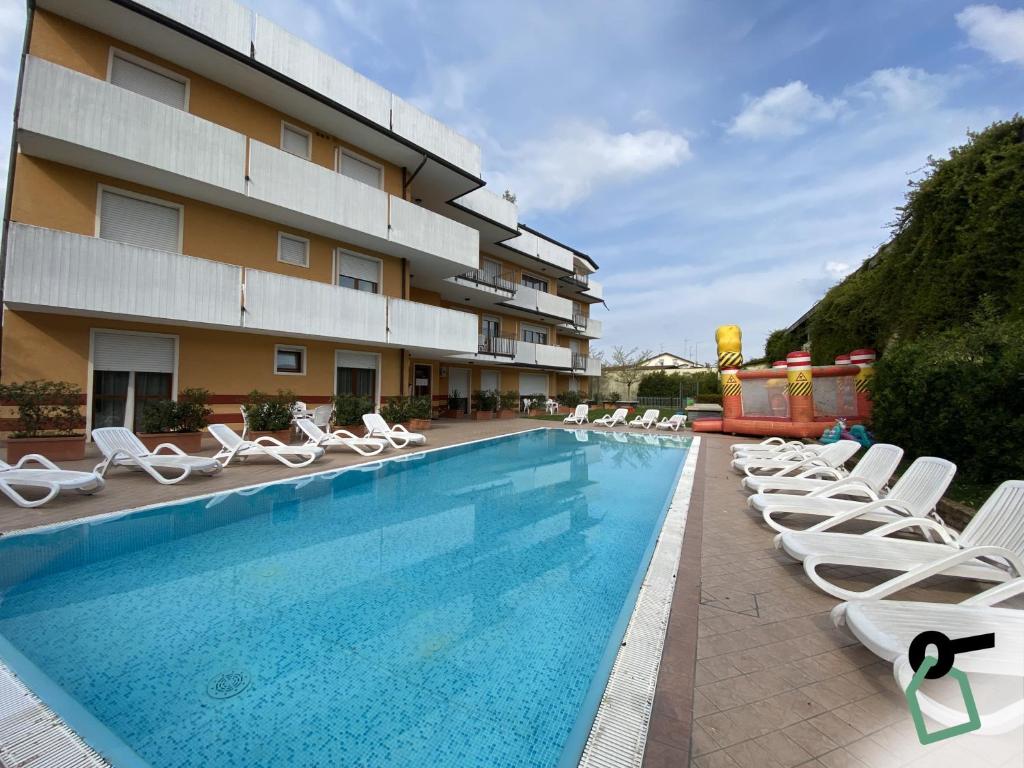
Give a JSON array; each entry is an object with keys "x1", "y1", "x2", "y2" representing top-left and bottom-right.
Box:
[
  {"x1": 451, "y1": 268, "x2": 518, "y2": 296},
  {"x1": 4, "y1": 224, "x2": 477, "y2": 356},
  {"x1": 477, "y1": 334, "x2": 517, "y2": 357},
  {"x1": 581, "y1": 279, "x2": 604, "y2": 303},
  {"x1": 559, "y1": 272, "x2": 590, "y2": 290},
  {"x1": 500, "y1": 284, "x2": 574, "y2": 323},
  {"x1": 557, "y1": 315, "x2": 603, "y2": 339},
  {"x1": 500, "y1": 228, "x2": 574, "y2": 274},
  {"x1": 17, "y1": 57, "x2": 480, "y2": 277}
]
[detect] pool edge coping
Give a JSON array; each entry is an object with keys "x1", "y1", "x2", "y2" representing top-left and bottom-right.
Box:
[{"x1": 578, "y1": 435, "x2": 702, "y2": 768}]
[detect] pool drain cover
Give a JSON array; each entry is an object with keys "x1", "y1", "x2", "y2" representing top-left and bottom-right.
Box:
[{"x1": 207, "y1": 671, "x2": 251, "y2": 699}]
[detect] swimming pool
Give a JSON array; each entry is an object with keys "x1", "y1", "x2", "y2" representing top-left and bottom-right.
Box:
[{"x1": 0, "y1": 428, "x2": 690, "y2": 767}]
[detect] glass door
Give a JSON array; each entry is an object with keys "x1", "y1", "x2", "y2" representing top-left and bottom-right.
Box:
[
  {"x1": 413, "y1": 364, "x2": 432, "y2": 398},
  {"x1": 92, "y1": 370, "x2": 172, "y2": 431}
]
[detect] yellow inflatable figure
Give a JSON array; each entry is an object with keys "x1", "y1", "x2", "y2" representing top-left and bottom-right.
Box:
[{"x1": 715, "y1": 325, "x2": 743, "y2": 370}]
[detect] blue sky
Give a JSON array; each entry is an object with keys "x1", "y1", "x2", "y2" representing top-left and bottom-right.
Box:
[{"x1": 1, "y1": 1, "x2": 1022, "y2": 362}]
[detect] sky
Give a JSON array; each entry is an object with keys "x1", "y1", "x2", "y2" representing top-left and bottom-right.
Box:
[{"x1": 0, "y1": 1, "x2": 1022, "y2": 362}]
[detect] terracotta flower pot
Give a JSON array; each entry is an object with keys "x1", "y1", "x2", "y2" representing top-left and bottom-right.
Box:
[
  {"x1": 528, "y1": 408, "x2": 544, "y2": 417},
  {"x1": 6, "y1": 434, "x2": 86, "y2": 463},
  {"x1": 556, "y1": 406, "x2": 571, "y2": 415},
  {"x1": 247, "y1": 429, "x2": 293, "y2": 444},
  {"x1": 496, "y1": 409, "x2": 516, "y2": 420},
  {"x1": 408, "y1": 418, "x2": 432, "y2": 430},
  {"x1": 472, "y1": 411, "x2": 493, "y2": 421},
  {"x1": 136, "y1": 432, "x2": 204, "y2": 453}
]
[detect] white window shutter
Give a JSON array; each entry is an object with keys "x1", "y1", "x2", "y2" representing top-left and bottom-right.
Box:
[
  {"x1": 338, "y1": 252, "x2": 380, "y2": 283},
  {"x1": 281, "y1": 125, "x2": 310, "y2": 158},
  {"x1": 519, "y1": 373, "x2": 548, "y2": 396},
  {"x1": 93, "y1": 332, "x2": 176, "y2": 373},
  {"x1": 339, "y1": 152, "x2": 382, "y2": 188},
  {"x1": 99, "y1": 190, "x2": 181, "y2": 253},
  {"x1": 278, "y1": 234, "x2": 308, "y2": 266},
  {"x1": 110, "y1": 55, "x2": 186, "y2": 109}
]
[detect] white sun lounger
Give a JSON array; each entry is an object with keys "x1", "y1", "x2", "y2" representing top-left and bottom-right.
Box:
[
  {"x1": 593, "y1": 408, "x2": 628, "y2": 427},
  {"x1": 743, "y1": 443, "x2": 904, "y2": 496},
  {"x1": 733, "y1": 439, "x2": 860, "y2": 476},
  {"x1": 0, "y1": 455, "x2": 104, "y2": 508},
  {"x1": 778, "y1": 481, "x2": 1024, "y2": 600},
  {"x1": 731, "y1": 436, "x2": 804, "y2": 454},
  {"x1": 209, "y1": 424, "x2": 324, "y2": 467},
  {"x1": 92, "y1": 427, "x2": 222, "y2": 485},
  {"x1": 629, "y1": 409, "x2": 660, "y2": 429},
  {"x1": 296, "y1": 419, "x2": 388, "y2": 456},
  {"x1": 833, "y1": 578, "x2": 1024, "y2": 735},
  {"x1": 563, "y1": 404, "x2": 589, "y2": 424},
  {"x1": 362, "y1": 413, "x2": 426, "y2": 448},
  {"x1": 753, "y1": 456, "x2": 957, "y2": 535},
  {"x1": 655, "y1": 414, "x2": 686, "y2": 431}
]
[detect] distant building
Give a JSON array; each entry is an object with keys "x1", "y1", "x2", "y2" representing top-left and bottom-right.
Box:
[{"x1": 638, "y1": 352, "x2": 713, "y2": 373}]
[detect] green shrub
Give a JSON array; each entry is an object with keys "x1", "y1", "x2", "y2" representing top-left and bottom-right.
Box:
[
  {"x1": 408, "y1": 396, "x2": 432, "y2": 420},
  {"x1": 176, "y1": 388, "x2": 213, "y2": 432},
  {"x1": 557, "y1": 390, "x2": 582, "y2": 408},
  {"x1": 499, "y1": 390, "x2": 519, "y2": 411},
  {"x1": 608, "y1": 391, "x2": 621, "y2": 402},
  {"x1": 0, "y1": 380, "x2": 83, "y2": 437},
  {"x1": 334, "y1": 393, "x2": 373, "y2": 425},
  {"x1": 696, "y1": 393, "x2": 723, "y2": 405},
  {"x1": 243, "y1": 389, "x2": 295, "y2": 431},
  {"x1": 637, "y1": 372, "x2": 677, "y2": 397},
  {"x1": 870, "y1": 301, "x2": 1024, "y2": 485},
  {"x1": 763, "y1": 329, "x2": 802, "y2": 363},
  {"x1": 474, "y1": 389, "x2": 498, "y2": 412},
  {"x1": 380, "y1": 397, "x2": 408, "y2": 424}
]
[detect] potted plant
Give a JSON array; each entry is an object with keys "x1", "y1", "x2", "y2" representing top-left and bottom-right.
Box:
[
  {"x1": 136, "y1": 388, "x2": 212, "y2": 452},
  {"x1": 526, "y1": 392, "x2": 547, "y2": 417},
  {"x1": 496, "y1": 390, "x2": 518, "y2": 419},
  {"x1": 608, "y1": 391, "x2": 622, "y2": 409},
  {"x1": 557, "y1": 390, "x2": 582, "y2": 415},
  {"x1": 407, "y1": 396, "x2": 432, "y2": 430},
  {"x1": 243, "y1": 389, "x2": 295, "y2": 443},
  {"x1": 444, "y1": 389, "x2": 466, "y2": 419},
  {"x1": 1, "y1": 380, "x2": 86, "y2": 461},
  {"x1": 472, "y1": 389, "x2": 496, "y2": 420},
  {"x1": 333, "y1": 393, "x2": 373, "y2": 436},
  {"x1": 379, "y1": 396, "x2": 409, "y2": 427}
]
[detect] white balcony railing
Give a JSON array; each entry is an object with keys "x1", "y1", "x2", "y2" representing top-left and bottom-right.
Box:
[
  {"x1": 512, "y1": 341, "x2": 572, "y2": 369},
  {"x1": 19, "y1": 56, "x2": 247, "y2": 196},
  {"x1": 4, "y1": 225, "x2": 477, "y2": 354},
  {"x1": 503, "y1": 284, "x2": 574, "y2": 322},
  {"x1": 4, "y1": 224, "x2": 243, "y2": 327},
  {"x1": 584, "y1": 279, "x2": 604, "y2": 302},
  {"x1": 19, "y1": 58, "x2": 479, "y2": 276},
  {"x1": 503, "y1": 229, "x2": 574, "y2": 273},
  {"x1": 452, "y1": 188, "x2": 518, "y2": 230},
  {"x1": 558, "y1": 316, "x2": 603, "y2": 339}
]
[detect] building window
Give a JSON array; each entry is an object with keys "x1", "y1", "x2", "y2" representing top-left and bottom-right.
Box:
[
  {"x1": 338, "y1": 149, "x2": 383, "y2": 189},
  {"x1": 274, "y1": 345, "x2": 306, "y2": 375},
  {"x1": 521, "y1": 324, "x2": 548, "y2": 345},
  {"x1": 521, "y1": 273, "x2": 548, "y2": 292},
  {"x1": 337, "y1": 250, "x2": 381, "y2": 293},
  {"x1": 277, "y1": 233, "x2": 309, "y2": 267},
  {"x1": 98, "y1": 187, "x2": 182, "y2": 253},
  {"x1": 281, "y1": 122, "x2": 311, "y2": 159},
  {"x1": 108, "y1": 51, "x2": 188, "y2": 109},
  {"x1": 336, "y1": 366, "x2": 376, "y2": 396}
]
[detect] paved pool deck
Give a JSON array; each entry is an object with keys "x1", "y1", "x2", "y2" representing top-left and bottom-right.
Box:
[{"x1": 1, "y1": 422, "x2": 1020, "y2": 767}]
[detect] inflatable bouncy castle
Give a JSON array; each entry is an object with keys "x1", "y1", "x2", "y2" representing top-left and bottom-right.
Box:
[{"x1": 694, "y1": 325, "x2": 875, "y2": 438}]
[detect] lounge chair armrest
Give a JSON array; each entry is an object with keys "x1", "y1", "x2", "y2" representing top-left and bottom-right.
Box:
[
  {"x1": 330, "y1": 429, "x2": 361, "y2": 441},
  {"x1": 390, "y1": 424, "x2": 411, "y2": 434},
  {"x1": 963, "y1": 576, "x2": 1024, "y2": 606},
  {"x1": 865, "y1": 516, "x2": 956, "y2": 543},
  {"x1": 803, "y1": 499, "x2": 916, "y2": 533},
  {"x1": 793, "y1": 466, "x2": 845, "y2": 480},
  {"x1": 252, "y1": 435, "x2": 288, "y2": 447},
  {"x1": 152, "y1": 443, "x2": 188, "y2": 455},
  {"x1": 807, "y1": 478, "x2": 878, "y2": 499},
  {"x1": 13, "y1": 453, "x2": 61, "y2": 470}
]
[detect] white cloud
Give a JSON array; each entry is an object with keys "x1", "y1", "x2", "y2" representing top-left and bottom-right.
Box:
[
  {"x1": 848, "y1": 67, "x2": 952, "y2": 112},
  {"x1": 490, "y1": 121, "x2": 691, "y2": 213},
  {"x1": 727, "y1": 81, "x2": 844, "y2": 139},
  {"x1": 956, "y1": 4, "x2": 1024, "y2": 64}
]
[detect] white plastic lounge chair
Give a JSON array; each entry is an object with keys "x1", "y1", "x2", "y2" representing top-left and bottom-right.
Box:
[
  {"x1": 655, "y1": 414, "x2": 686, "y2": 431},
  {"x1": 733, "y1": 439, "x2": 860, "y2": 476},
  {"x1": 563, "y1": 404, "x2": 589, "y2": 425},
  {"x1": 833, "y1": 578, "x2": 1024, "y2": 735},
  {"x1": 209, "y1": 424, "x2": 324, "y2": 468},
  {"x1": 743, "y1": 443, "x2": 904, "y2": 496},
  {"x1": 92, "y1": 427, "x2": 222, "y2": 485},
  {"x1": 362, "y1": 413, "x2": 426, "y2": 448},
  {"x1": 731, "y1": 436, "x2": 801, "y2": 454},
  {"x1": 753, "y1": 456, "x2": 956, "y2": 535},
  {"x1": 297, "y1": 418, "x2": 388, "y2": 456},
  {"x1": 0, "y1": 455, "x2": 104, "y2": 508},
  {"x1": 311, "y1": 404, "x2": 334, "y2": 429},
  {"x1": 593, "y1": 408, "x2": 628, "y2": 427},
  {"x1": 778, "y1": 481, "x2": 1024, "y2": 600},
  {"x1": 629, "y1": 409, "x2": 660, "y2": 429}
]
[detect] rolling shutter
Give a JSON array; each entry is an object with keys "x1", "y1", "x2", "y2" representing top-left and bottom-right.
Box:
[
  {"x1": 109, "y1": 55, "x2": 187, "y2": 109},
  {"x1": 339, "y1": 151, "x2": 382, "y2": 188},
  {"x1": 93, "y1": 331, "x2": 176, "y2": 373},
  {"x1": 335, "y1": 351, "x2": 377, "y2": 370},
  {"x1": 481, "y1": 371, "x2": 500, "y2": 391},
  {"x1": 519, "y1": 373, "x2": 548, "y2": 396},
  {"x1": 338, "y1": 252, "x2": 380, "y2": 283},
  {"x1": 99, "y1": 190, "x2": 181, "y2": 253},
  {"x1": 278, "y1": 234, "x2": 309, "y2": 266},
  {"x1": 281, "y1": 124, "x2": 310, "y2": 158}
]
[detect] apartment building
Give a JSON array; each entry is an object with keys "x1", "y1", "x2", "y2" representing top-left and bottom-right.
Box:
[{"x1": 0, "y1": 0, "x2": 603, "y2": 432}]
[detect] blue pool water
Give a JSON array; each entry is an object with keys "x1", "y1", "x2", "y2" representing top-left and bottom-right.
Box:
[{"x1": 0, "y1": 429, "x2": 689, "y2": 768}]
